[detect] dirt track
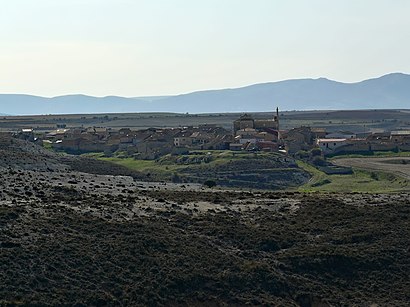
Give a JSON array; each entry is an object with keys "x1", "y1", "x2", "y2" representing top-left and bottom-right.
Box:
[{"x1": 333, "y1": 157, "x2": 410, "y2": 179}]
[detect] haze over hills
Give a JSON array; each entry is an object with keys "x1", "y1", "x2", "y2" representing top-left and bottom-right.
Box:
[{"x1": 1, "y1": 73, "x2": 409, "y2": 115}]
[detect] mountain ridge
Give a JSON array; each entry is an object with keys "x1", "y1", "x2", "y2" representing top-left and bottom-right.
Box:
[{"x1": 1, "y1": 73, "x2": 409, "y2": 115}]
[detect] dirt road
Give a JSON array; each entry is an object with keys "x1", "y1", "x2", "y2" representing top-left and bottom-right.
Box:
[{"x1": 333, "y1": 157, "x2": 410, "y2": 179}]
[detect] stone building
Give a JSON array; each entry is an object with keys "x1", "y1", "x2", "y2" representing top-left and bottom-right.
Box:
[{"x1": 233, "y1": 108, "x2": 280, "y2": 135}]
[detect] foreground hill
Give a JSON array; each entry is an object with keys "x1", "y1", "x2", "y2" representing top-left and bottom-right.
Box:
[
  {"x1": 1, "y1": 73, "x2": 410, "y2": 114},
  {"x1": 1, "y1": 134, "x2": 409, "y2": 305}
]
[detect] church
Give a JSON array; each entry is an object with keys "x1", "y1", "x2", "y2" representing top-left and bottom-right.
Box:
[{"x1": 233, "y1": 108, "x2": 280, "y2": 135}]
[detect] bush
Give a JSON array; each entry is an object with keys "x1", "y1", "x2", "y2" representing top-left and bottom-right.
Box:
[
  {"x1": 310, "y1": 148, "x2": 322, "y2": 157},
  {"x1": 311, "y1": 156, "x2": 326, "y2": 166},
  {"x1": 370, "y1": 172, "x2": 379, "y2": 181},
  {"x1": 171, "y1": 173, "x2": 181, "y2": 183},
  {"x1": 103, "y1": 149, "x2": 114, "y2": 157},
  {"x1": 203, "y1": 179, "x2": 217, "y2": 188},
  {"x1": 311, "y1": 178, "x2": 332, "y2": 187},
  {"x1": 296, "y1": 150, "x2": 309, "y2": 159}
]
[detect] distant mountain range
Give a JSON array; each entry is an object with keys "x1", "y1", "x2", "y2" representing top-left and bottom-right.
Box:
[{"x1": 1, "y1": 73, "x2": 410, "y2": 115}]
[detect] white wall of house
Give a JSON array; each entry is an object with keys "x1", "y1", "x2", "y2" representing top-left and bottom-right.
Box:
[
  {"x1": 317, "y1": 138, "x2": 348, "y2": 151},
  {"x1": 326, "y1": 133, "x2": 356, "y2": 139}
]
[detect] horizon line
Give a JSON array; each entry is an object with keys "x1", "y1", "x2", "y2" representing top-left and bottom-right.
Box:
[{"x1": 0, "y1": 72, "x2": 407, "y2": 99}]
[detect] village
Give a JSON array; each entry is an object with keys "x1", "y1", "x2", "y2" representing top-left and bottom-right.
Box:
[{"x1": 16, "y1": 108, "x2": 410, "y2": 160}]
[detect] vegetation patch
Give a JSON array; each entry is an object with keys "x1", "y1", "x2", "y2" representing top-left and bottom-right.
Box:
[
  {"x1": 311, "y1": 178, "x2": 332, "y2": 187},
  {"x1": 297, "y1": 160, "x2": 409, "y2": 193},
  {"x1": 329, "y1": 151, "x2": 410, "y2": 159},
  {"x1": 85, "y1": 151, "x2": 310, "y2": 190},
  {"x1": 1, "y1": 192, "x2": 409, "y2": 306}
]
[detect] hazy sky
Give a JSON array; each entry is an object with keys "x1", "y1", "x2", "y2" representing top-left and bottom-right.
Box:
[{"x1": 1, "y1": 0, "x2": 409, "y2": 97}]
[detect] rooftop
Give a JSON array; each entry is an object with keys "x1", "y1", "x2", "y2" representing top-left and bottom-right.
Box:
[
  {"x1": 391, "y1": 130, "x2": 410, "y2": 135},
  {"x1": 317, "y1": 138, "x2": 347, "y2": 142}
]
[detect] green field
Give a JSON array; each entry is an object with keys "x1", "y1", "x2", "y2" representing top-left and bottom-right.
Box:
[
  {"x1": 297, "y1": 161, "x2": 409, "y2": 193},
  {"x1": 84, "y1": 151, "x2": 308, "y2": 189},
  {"x1": 87, "y1": 150, "x2": 286, "y2": 172},
  {"x1": 84, "y1": 151, "x2": 410, "y2": 192},
  {"x1": 329, "y1": 151, "x2": 410, "y2": 159}
]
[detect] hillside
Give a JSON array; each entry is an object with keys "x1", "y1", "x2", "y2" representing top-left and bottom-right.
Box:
[
  {"x1": 1, "y1": 133, "x2": 409, "y2": 305},
  {"x1": 93, "y1": 151, "x2": 310, "y2": 190},
  {"x1": 1, "y1": 73, "x2": 410, "y2": 115}
]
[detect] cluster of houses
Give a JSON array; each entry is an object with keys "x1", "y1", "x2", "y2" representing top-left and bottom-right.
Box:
[
  {"x1": 316, "y1": 130, "x2": 410, "y2": 155},
  {"x1": 16, "y1": 109, "x2": 410, "y2": 159},
  {"x1": 230, "y1": 108, "x2": 281, "y2": 151},
  {"x1": 39, "y1": 125, "x2": 236, "y2": 159}
]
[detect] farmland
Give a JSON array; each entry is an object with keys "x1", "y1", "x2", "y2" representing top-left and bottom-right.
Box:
[
  {"x1": 297, "y1": 160, "x2": 410, "y2": 193},
  {"x1": 1, "y1": 109, "x2": 410, "y2": 133},
  {"x1": 332, "y1": 157, "x2": 410, "y2": 180}
]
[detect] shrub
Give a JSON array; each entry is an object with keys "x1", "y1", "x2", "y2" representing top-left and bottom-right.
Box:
[
  {"x1": 370, "y1": 172, "x2": 379, "y2": 181},
  {"x1": 310, "y1": 148, "x2": 322, "y2": 157},
  {"x1": 296, "y1": 150, "x2": 309, "y2": 159},
  {"x1": 311, "y1": 178, "x2": 331, "y2": 187},
  {"x1": 311, "y1": 156, "x2": 326, "y2": 166},
  {"x1": 171, "y1": 173, "x2": 181, "y2": 183},
  {"x1": 203, "y1": 179, "x2": 217, "y2": 188}
]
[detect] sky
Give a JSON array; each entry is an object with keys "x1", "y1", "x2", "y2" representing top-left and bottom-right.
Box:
[{"x1": 0, "y1": 0, "x2": 409, "y2": 97}]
